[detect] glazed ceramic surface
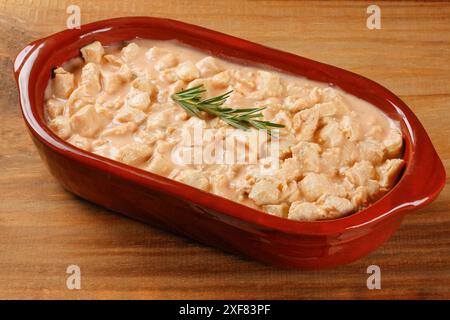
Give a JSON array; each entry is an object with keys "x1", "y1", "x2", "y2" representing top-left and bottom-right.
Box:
[{"x1": 14, "y1": 17, "x2": 446, "y2": 268}]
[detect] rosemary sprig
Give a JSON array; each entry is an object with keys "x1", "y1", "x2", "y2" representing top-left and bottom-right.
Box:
[{"x1": 171, "y1": 85, "x2": 285, "y2": 134}]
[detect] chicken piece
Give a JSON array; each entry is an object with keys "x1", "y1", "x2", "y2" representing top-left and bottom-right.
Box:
[
  {"x1": 52, "y1": 67, "x2": 74, "y2": 99},
  {"x1": 175, "y1": 169, "x2": 210, "y2": 191},
  {"x1": 211, "y1": 70, "x2": 231, "y2": 88},
  {"x1": 248, "y1": 178, "x2": 282, "y2": 206},
  {"x1": 283, "y1": 96, "x2": 305, "y2": 113},
  {"x1": 132, "y1": 77, "x2": 155, "y2": 96},
  {"x1": 292, "y1": 107, "x2": 320, "y2": 141},
  {"x1": 133, "y1": 129, "x2": 161, "y2": 146},
  {"x1": 183, "y1": 116, "x2": 207, "y2": 130},
  {"x1": 285, "y1": 83, "x2": 304, "y2": 96},
  {"x1": 115, "y1": 142, "x2": 153, "y2": 166},
  {"x1": 176, "y1": 61, "x2": 200, "y2": 82},
  {"x1": 102, "y1": 72, "x2": 123, "y2": 94},
  {"x1": 66, "y1": 86, "x2": 96, "y2": 115},
  {"x1": 117, "y1": 64, "x2": 134, "y2": 81},
  {"x1": 358, "y1": 139, "x2": 385, "y2": 164},
  {"x1": 320, "y1": 147, "x2": 341, "y2": 176},
  {"x1": 168, "y1": 80, "x2": 186, "y2": 96},
  {"x1": 233, "y1": 70, "x2": 256, "y2": 95},
  {"x1": 284, "y1": 87, "x2": 322, "y2": 113},
  {"x1": 159, "y1": 68, "x2": 178, "y2": 84},
  {"x1": 70, "y1": 104, "x2": 110, "y2": 138},
  {"x1": 121, "y1": 43, "x2": 140, "y2": 62},
  {"x1": 384, "y1": 129, "x2": 403, "y2": 157},
  {"x1": 340, "y1": 141, "x2": 360, "y2": 166},
  {"x1": 187, "y1": 78, "x2": 209, "y2": 91},
  {"x1": 316, "y1": 101, "x2": 337, "y2": 118},
  {"x1": 279, "y1": 180, "x2": 301, "y2": 202},
  {"x1": 114, "y1": 106, "x2": 147, "y2": 125},
  {"x1": 126, "y1": 88, "x2": 151, "y2": 111},
  {"x1": 366, "y1": 179, "x2": 381, "y2": 197},
  {"x1": 263, "y1": 203, "x2": 289, "y2": 218},
  {"x1": 350, "y1": 180, "x2": 381, "y2": 209},
  {"x1": 350, "y1": 186, "x2": 370, "y2": 209},
  {"x1": 276, "y1": 158, "x2": 302, "y2": 182},
  {"x1": 144, "y1": 46, "x2": 163, "y2": 59},
  {"x1": 196, "y1": 56, "x2": 222, "y2": 77},
  {"x1": 146, "y1": 108, "x2": 178, "y2": 130},
  {"x1": 291, "y1": 141, "x2": 321, "y2": 173},
  {"x1": 104, "y1": 54, "x2": 124, "y2": 66},
  {"x1": 80, "y1": 41, "x2": 105, "y2": 64},
  {"x1": 146, "y1": 152, "x2": 173, "y2": 176},
  {"x1": 321, "y1": 88, "x2": 346, "y2": 105},
  {"x1": 288, "y1": 202, "x2": 326, "y2": 221},
  {"x1": 100, "y1": 122, "x2": 137, "y2": 138},
  {"x1": 319, "y1": 119, "x2": 344, "y2": 147},
  {"x1": 210, "y1": 174, "x2": 231, "y2": 197},
  {"x1": 274, "y1": 132, "x2": 296, "y2": 159},
  {"x1": 366, "y1": 125, "x2": 383, "y2": 137},
  {"x1": 319, "y1": 195, "x2": 354, "y2": 217},
  {"x1": 255, "y1": 70, "x2": 284, "y2": 98},
  {"x1": 145, "y1": 47, "x2": 178, "y2": 71},
  {"x1": 377, "y1": 159, "x2": 405, "y2": 188},
  {"x1": 343, "y1": 161, "x2": 375, "y2": 186},
  {"x1": 80, "y1": 63, "x2": 102, "y2": 95},
  {"x1": 68, "y1": 134, "x2": 91, "y2": 151},
  {"x1": 153, "y1": 141, "x2": 175, "y2": 154},
  {"x1": 271, "y1": 110, "x2": 293, "y2": 131},
  {"x1": 102, "y1": 96, "x2": 125, "y2": 111},
  {"x1": 155, "y1": 53, "x2": 178, "y2": 71},
  {"x1": 230, "y1": 171, "x2": 254, "y2": 195},
  {"x1": 49, "y1": 116, "x2": 71, "y2": 139},
  {"x1": 298, "y1": 173, "x2": 331, "y2": 202},
  {"x1": 46, "y1": 99, "x2": 65, "y2": 119},
  {"x1": 340, "y1": 115, "x2": 360, "y2": 141}
]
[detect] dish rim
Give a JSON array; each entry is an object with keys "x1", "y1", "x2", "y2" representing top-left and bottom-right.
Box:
[{"x1": 13, "y1": 16, "x2": 446, "y2": 236}]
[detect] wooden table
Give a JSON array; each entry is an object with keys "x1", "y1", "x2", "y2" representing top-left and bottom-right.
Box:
[{"x1": 0, "y1": 0, "x2": 449, "y2": 299}]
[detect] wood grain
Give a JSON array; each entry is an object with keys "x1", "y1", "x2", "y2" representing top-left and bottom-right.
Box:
[{"x1": 0, "y1": 0, "x2": 449, "y2": 299}]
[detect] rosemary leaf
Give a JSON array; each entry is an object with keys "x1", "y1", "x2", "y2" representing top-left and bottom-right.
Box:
[{"x1": 171, "y1": 84, "x2": 285, "y2": 133}]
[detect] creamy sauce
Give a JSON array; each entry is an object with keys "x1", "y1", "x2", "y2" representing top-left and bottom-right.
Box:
[{"x1": 44, "y1": 39, "x2": 405, "y2": 221}]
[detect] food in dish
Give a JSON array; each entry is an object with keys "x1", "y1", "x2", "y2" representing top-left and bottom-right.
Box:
[{"x1": 44, "y1": 39, "x2": 405, "y2": 221}]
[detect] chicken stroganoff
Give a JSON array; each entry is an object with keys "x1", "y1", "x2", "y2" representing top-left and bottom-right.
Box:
[{"x1": 44, "y1": 39, "x2": 405, "y2": 221}]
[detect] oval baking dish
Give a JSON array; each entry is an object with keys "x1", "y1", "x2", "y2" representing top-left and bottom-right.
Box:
[{"x1": 14, "y1": 17, "x2": 445, "y2": 269}]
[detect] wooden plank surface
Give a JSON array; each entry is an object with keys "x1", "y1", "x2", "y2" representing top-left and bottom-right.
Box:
[{"x1": 0, "y1": 0, "x2": 449, "y2": 299}]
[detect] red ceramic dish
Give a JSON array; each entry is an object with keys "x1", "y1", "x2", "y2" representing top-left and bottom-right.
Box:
[{"x1": 14, "y1": 17, "x2": 445, "y2": 269}]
